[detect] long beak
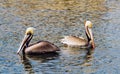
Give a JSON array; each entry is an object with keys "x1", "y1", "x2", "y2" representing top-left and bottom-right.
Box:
[
  {"x1": 17, "y1": 34, "x2": 30, "y2": 54},
  {"x1": 88, "y1": 28, "x2": 95, "y2": 49}
]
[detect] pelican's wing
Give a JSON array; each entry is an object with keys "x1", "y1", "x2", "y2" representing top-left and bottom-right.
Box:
[
  {"x1": 60, "y1": 36, "x2": 87, "y2": 46},
  {"x1": 25, "y1": 41, "x2": 60, "y2": 54}
]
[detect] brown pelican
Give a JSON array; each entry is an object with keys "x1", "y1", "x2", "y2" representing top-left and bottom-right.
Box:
[
  {"x1": 60, "y1": 21, "x2": 95, "y2": 49},
  {"x1": 17, "y1": 27, "x2": 60, "y2": 55}
]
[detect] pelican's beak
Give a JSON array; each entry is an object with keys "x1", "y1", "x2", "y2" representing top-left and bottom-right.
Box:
[
  {"x1": 88, "y1": 28, "x2": 95, "y2": 49},
  {"x1": 17, "y1": 34, "x2": 31, "y2": 54}
]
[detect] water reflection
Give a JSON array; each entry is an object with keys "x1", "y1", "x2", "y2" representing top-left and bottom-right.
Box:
[
  {"x1": 0, "y1": 0, "x2": 107, "y2": 10},
  {"x1": 18, "y1": 52, "x2": 59, "y2": 74},
  {"x1": 0, "y1": 0, "x2": 119, "y2": 73},
  {"x1": 20, "y1": 56, "x2": 35, "y2": 74},
  {"x1": 0, "y1": 0, "x2": 107, "y2": 19},
  {"x1": 61, "y1": 46, "x2": 93, "y2": 66}
]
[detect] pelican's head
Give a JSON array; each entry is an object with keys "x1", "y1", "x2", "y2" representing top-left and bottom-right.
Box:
[
  {"x1": 17, "y1": 27, "x2": 35, "y2": 54},
  {"x1": 85, "y1": 21, "x2": 93, "y2": 28},
  {"x1": 85, "y1": 21, "x2": 95, "y2": 49},
  {"x1": 25, "y1": 27, "x2": 35, "y2": 35}
]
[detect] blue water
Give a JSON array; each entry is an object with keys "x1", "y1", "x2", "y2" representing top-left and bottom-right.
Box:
[{"x1": 0, "y1": 0, "x2": 120, "y2": 74}]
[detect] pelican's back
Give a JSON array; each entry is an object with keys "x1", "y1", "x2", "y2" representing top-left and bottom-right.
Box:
[
  {"x1": 60, "y1": 36, "x2": 87, "y2": 46},
  {"x1": 25, "y1": 41, "x2": 60, "y2": 54}
]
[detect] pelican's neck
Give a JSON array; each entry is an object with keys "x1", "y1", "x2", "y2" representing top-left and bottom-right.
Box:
[
  {"x1": 26, "y1": 34, "x2": 33, "y2": 47},
  {"x1": 22, "y1": 34, "x2": 33, "y2": 54},
  {"x1": 85, "y1": 32, "x2": 91, "y2": 42},
  {"x1": 85, "y1": 26, "x2": 91, "y2": 42},
  {"x1": 85, "y1": 26, "x2": 95, "y2": 48}
]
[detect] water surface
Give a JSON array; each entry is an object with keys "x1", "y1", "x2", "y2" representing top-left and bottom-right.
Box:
[{"x1": 0, "y1": 0, "x2": 120, "y2": 74}]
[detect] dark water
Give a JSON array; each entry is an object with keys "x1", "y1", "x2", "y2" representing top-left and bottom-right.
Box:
[{"x1": 0, "y1": 0, "x2": 120, "y2": 74}]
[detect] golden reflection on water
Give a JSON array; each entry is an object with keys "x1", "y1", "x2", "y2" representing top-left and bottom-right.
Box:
[
  {"x1": 1, "y1": 0, "x2": 107, "y2": 12},
  {"x1": 0, "y1": 0, "x2": 108, "y2": 26},
  {"x1": 0, "y1": 0, "x2": 115, "y2": 73}
]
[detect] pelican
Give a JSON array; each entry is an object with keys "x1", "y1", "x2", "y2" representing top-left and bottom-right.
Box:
[
  {"x1": 60, "y1": 21, "x2": 95, "y2": 49},
  {"x1": 17, "y1": 27, "x2": 60, "y2": 55}
]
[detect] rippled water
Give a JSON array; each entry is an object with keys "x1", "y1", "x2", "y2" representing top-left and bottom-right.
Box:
[{"x1": 0, "y1": 0, "x2": 120, "y2": 74}]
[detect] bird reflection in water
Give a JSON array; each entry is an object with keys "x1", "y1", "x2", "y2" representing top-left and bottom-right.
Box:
[
  {"x1": 61, "y1": 46, "x2": 94, "y2": 66},
  {"x1": 19, "y1": 55, "x2": 35, "y2": 74},
  {"x1": 18, "y1": 52, "x2": 59, "y2": 74},
  {"x1": 82, "y1": 48, "x2": 94, "y2": 66}
]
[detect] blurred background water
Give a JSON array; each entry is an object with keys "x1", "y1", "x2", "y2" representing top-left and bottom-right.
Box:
[{"x1": 0, "y1": 0, "x2": 120, "y2": 74}]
